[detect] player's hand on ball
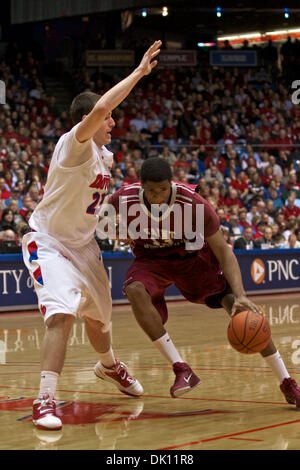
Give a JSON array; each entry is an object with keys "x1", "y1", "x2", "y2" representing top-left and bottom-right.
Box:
[
  {"x1": 231, "y1": 295, "x2": 263, "y2": 317},
  {"x1": 138, "y1": 40, "x2": 162, "y2": 76}
]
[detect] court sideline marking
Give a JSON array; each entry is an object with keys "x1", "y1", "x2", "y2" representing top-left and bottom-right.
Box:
[
  {"x1": 0, "y1": 384, "x2": 295, "y2": 407},
  {"x1": 157, "y1": 418, "x2": 300, "y2": 449}
]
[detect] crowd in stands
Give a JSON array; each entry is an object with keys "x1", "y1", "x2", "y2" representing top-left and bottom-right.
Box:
[{"x1": 1, "y1": 37, "x2": 300, "y2": 253}]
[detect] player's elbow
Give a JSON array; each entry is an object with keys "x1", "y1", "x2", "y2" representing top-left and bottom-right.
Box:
[{"x1": 93, "y1": 99, "x2": 111, "y2": 117}]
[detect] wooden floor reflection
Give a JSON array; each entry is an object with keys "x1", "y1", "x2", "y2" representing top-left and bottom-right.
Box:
[{"x1": 1, "y1": 293, "x2": 300, "y2": 450}]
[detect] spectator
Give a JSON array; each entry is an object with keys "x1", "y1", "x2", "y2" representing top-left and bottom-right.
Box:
[
  {"x1": 204, "y1": 164, "x2": 224, "y2": 186},
  {"x1": 268, "y1": 188, "x2": 284, "y2": 210},
  {"x1": 4, "y1": 187, "x2": 23, "y2": 209},
  {"x1": 282, "y1": 218, "x2": 297, "y2": 241},
  {"x1": 229, "y1": 170, "x2": 249, "y2": 200},
  {"x1": 129, "y1": 111, "x2": 148, "y2": 132},
  {"x1": 269, "y1": 155, "x2": 283, "y2": 178},
  {"x1": 286, "y1": 233, "x2": 300, "y2": 249},
  {"x1": 174, "y1": 108, "x2": 195, "y2": 142},
  {"x1": 237, "y1": 208, "x2": 250, "y2": 233},
  {"x1": 285, "y1": 190, "x2": 300, "y2": 208},
  {"x1": 247, "y1": 173, "x2": 265, "y2": 201},
  {"x1": 281, "y1": 195, "x2": 300, "y2": 220},
  {"x1": 275, "y1": 234, "x2": 288, "y2": 249},
  {"x1": 19, "y1": 195, "x2": 35, "y2": 218},
  {"x1": 265, "y1": 199, "x2": 277, "y2": 220},
  {"x1": 254, "y1": 225, "x2": 276, "y2": 249},
  {"x1": 295, "y1": 228, "x2": 300, "y2": 243},
  {"x1": 124, "y1": 167, "x2": 139, "y2": 185},
  {"x1": 0, "y1": 208, "x2": 17, "y2": 233},
  {"x1": 204, "y1": 148, "x2": 227, "y2": 174},
  {"x1": 0, "y1": 177, "x2": 10, "y2": 208},
  {"x1": 229, "y1": 215, "x2": 242, "y2": 240},
  {"x1": 262, "y1": 40, "x2": 278, "y2": 75},
  {"x1": 159, "y1": 144, "x2": 177, "y2": 166},
  {"x1": 0, "y1": 228, "x2": 20, "y2": 253},
  {"x1": 215, "y1": 207, "x2": 232, "y2": 231},
  {"x1": 252, "y1": 219, "x2": 267, "y2": 240},
  {"x1": 234, "y1": 226, "x2": 255, "y2": 250},
  {"x1": 111, "y1": 167, "x2": 124, "y2": 190},
  {"x1": 246, "y1": 202, "x2": 258, "y2": 224},
  {"x1": 221, "y1": 225, "x2": 233, "y2": 249},
  {"x1": 224, "y1": 187, "x2": 243, "y2": 209},
  {"x1": 0, "y1": 229, "x2": 16, "y2": 241}
]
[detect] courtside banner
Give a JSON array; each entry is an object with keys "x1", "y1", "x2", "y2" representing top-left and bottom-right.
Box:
[
  {"x1": 210, "y1": 50, "x2": 257, "y2": 67},
  {"x1": 236, "y1": 249, "x2": 300, "y2": 294},
  {"x1": 1, "y1": 250, "x2": 300, "y2": 312},
  {"x1": 0, "y1": 252, "x2": 181, "y2": 312},
  {"x1": 86, "y1": 50, "x2": 135, "y2": 67},
  {"x1": 158, "y1": 50, "x2": 197, "y2": 67}
]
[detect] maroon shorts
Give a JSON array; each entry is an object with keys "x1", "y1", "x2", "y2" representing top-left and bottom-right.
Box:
[{"x1": 123, "y1": 246, "x2": 230, "y2": 324}]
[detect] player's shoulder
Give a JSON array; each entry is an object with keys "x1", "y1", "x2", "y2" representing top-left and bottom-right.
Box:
[
  {"x1": 110, "y1": 182, "x2": 141, "y2": 201},
  {"x1": 174, "y1": 181, "x2": 196, "y2": 202},
  {"x1": 121, "y1": 182, "x2": 141, "y2": 196},
  {"x1": 174, "y1": 181, "x2": 208, "y2": 205}
]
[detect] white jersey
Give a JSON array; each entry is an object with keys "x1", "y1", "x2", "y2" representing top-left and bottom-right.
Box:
[{"x1": 29, "y1": 123, "x2": 113, "y2": 249}]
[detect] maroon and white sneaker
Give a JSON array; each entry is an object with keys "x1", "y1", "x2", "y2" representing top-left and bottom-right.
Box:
[
  {"x1": 170, "y1": 362, "x2": 201, "y2": 398},
  {"x1": 32, "y1": 394, "x2": 62, "y2": 430},
  {"x1": 94, "y1": 359, "x2": 144, "y2": 397},
  {"x1": 280, "y1": 377, "x2": 300, "y2": 408}
]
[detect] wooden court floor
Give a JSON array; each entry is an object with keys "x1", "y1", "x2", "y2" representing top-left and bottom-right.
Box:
[{"x1": 1, "y1": 294, "x2": 300, "y2": 451}]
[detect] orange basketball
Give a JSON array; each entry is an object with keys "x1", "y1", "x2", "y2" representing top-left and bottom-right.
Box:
[{"x1": 227, "y1": 310, "x2": 271, "y2": 354}]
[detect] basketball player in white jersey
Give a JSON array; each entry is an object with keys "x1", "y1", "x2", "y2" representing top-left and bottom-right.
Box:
[{"x1": 22, "y1": 40, "x2": 162, "y2": 431}]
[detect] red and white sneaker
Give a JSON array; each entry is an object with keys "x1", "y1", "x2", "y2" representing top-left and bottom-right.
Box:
[
  {"x1": 280, "y1": 377, "x2": 300, "y2": 408},
  {"x1": 94, "y1": 359, "x2": 144, "y2": 397},
  {"x1": 170, "y1": 362, "x2": 201, "y2": 398},
  {"x1": 32, "y1": 394, "x2": 62, "y2": 430}
]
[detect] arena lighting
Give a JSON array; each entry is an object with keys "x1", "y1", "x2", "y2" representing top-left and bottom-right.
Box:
[
  {"x1": 197, "y1": 42, "x2": 216, "y2": 47},
  {"x1": 218, "y1": 33, "x2": 261, "y2": 41},
  {"x1": 265, "y1": 28, "x2": 300, "y2": 35},
  {"x1": 218, "y1": 28, "x2": 300, "y2": 41},
  {"x1": 162, "y1": 6, "x2": 168, "y2": 16},
  {"x1": 284, "y1": 8, "x2": 290, "y2": 19}
]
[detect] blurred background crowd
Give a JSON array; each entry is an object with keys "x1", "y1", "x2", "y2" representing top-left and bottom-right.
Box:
[{"x1": 1, "y1": 35, "x2": 300, "y2": 253}]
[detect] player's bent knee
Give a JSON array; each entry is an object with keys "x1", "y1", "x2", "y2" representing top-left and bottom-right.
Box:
[
  {"x1": 125, "y1": 282, "x2": 149, "y2": 302},
  {"x1": 45, "y1": 313, "x2": 75, "y2": 330}
]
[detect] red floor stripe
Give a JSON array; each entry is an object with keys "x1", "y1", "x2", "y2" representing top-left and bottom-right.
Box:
[{"x1": 157, "y1": 418, "x2": 300, "y2": 449}]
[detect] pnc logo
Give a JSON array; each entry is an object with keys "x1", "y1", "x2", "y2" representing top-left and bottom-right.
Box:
[{"x1": 251, "y1": 258, "x2": 265, "y2": 284}]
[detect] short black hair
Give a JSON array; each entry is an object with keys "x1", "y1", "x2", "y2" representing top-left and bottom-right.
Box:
[
  {"x1": 70, "y1": 92, "x2": 101, "y2": 125},
  {"x1": 141, "y1": 157, "x2": 172, "y2": 183}
]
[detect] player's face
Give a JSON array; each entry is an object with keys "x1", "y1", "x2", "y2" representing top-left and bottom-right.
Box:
[
  {"x1": 94, "y1": 113, "x2": 115, "y2": 146},
  {"x1": 142, "y1": 180, "x2": 172, "y2": 205}
]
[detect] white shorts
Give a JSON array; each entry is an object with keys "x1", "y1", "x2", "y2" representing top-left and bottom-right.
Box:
[{"x1": 22, "y1": 232, "x2": 112, "y2": 332}]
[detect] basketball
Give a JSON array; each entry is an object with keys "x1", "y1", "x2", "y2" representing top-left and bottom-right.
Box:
[{"x1": 227, "y1": 310, "x2": 271, "y2": 354}]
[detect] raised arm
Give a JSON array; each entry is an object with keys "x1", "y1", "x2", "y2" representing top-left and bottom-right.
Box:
[{"x1": 76, "y1": 40, "x2": 162, "y2": 143}]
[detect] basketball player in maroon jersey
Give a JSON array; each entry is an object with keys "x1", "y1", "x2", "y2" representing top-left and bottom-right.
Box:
[{"x1": 107, "y1": 157, "x2": 300, "y2": 407}]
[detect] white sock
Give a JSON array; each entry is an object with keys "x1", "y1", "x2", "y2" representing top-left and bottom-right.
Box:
[
  {"x1": 264, "y1": 351, "x2": 290, "y2": 384},
  {"x1": 39, "y1": 371, "x2": 59, "y2": 400},
  {"x1": 153, "y1": 332, "x2": 184, "y2": 365},
  {"x1": 99, "y1": 347, "x2": 116, "y2": 369}
]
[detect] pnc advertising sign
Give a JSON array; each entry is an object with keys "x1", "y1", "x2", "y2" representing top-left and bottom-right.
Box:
[
  {"x1": 251, "y1": 258, "x2": 265, "y2": 284},
  {"x1": 241, "y1": 250, "x2": 300, "y2": 293}
]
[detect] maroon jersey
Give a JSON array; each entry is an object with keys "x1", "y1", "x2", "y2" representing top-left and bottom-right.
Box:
[{"x1": 108, "y1": 182, "x2": 220, "y2": 259}]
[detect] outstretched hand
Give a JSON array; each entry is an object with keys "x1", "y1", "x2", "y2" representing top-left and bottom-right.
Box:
[
  {"x1": 138, "y1": 40, "x2": 162, "y2": 76},
  {"x1": 231, "y1": 295, "x2": 263, "y2": 317}
]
